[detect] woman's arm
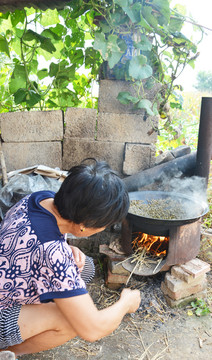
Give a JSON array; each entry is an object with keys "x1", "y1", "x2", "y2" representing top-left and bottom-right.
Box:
[
  {"x1": 69, "y1": 245, "x2": 86, "y2": 272},
  {"x1": 54, "y1": 288, "x2": 141, "y2": 342}
]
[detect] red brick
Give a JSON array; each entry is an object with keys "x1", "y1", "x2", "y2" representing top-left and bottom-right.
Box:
[
  {"x1": 165, "y1": 272, "x2": 206, "y2": 292},
  {"x1": 99, "y1": 244, "x2": 127, "y2": 262},
  {"x1": 106, "y1": 268, "x2": 129, "y2": 285},
  {"x1": 171, "y1": 265, "x2": 194, "y2": 283},
  {"x1": 161, "y1": 279, "x2": 207, "y2": 301},
  {"x1": 164, "y1": 290, "x2": 207, "y2": 308},
  {"x1": 180, "y1": 258, "x2": 210, "y2": 278}
]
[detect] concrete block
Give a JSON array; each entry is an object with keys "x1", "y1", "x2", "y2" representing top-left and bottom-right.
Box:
[
  {"x1": 108, "y1": 259, "x2": 130, "y2": 275},
  {"x1": 161, "y1": 279, "x2": 207, "y2": 301},
  {"x1": 155, "y1": 151, "x2": 175, "y2": 165},
  {"x1": 123, "y1": 143, "x2": 156, "y2": 175},
  {"x1": 98, "y1": 79, "x2": 161, "y2": 114},
  {"x1": 180, "y1": 258, "x2": 211, "y2": 278},
  {"x1": 62, "y1": 138, "x2": 125, "y2": 174},
  {"x1": 64, "y1": 107, "x2": 97, "y2": 140},
  {"x1": 97, "y1": 112, "x2": 158, "y2": 143},
  {"x1": 2, "y1": 142, "x2": 62, "y2": 172},
  {"x1": 171, "y1": 145, "x2": 191, "y2": 158},
  {"x1": 1, "y1": 110, "x2": 63, "y2": 142},
  {"x1": 164, "y1": 290, "x2": 207, "y2": 308},
  {"x1": 164, "y1": 272, "x2": 206, "y2": 292}
]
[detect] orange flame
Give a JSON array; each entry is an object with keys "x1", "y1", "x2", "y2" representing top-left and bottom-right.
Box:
[{"x1": 132, "y1": 232, "x2": 169, "y2": 257}]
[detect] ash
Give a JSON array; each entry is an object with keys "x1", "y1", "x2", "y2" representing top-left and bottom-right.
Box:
[{"x1": 135, "y1": 273, "x2": 166, "y2": 311}]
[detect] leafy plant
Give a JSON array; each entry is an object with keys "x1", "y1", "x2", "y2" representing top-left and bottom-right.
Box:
[
  {"x1": 89, "y1": 0, "x2": 203, "y2": 116},
  {"x1": 0, "y1": 0, "x2": 204, "y2": 116},
  {"x1": 0, "y1": 7, "x2": 99, "y2": 112},
  {"x1": 190, "y1": 298, "x2": 211, "y2": 317},
  {"x1": 156, "y1": 91, "x2": 203, "y2": 153}
]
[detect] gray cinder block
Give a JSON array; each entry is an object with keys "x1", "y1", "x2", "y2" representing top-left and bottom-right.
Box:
[
  {"x1": 123, "y1": 143, "x2": 156, "y2": 175},
  {"x1": 62, "y1": 138, "x2": 125, "y2": 174},
  {"x1": 2, "y1": 142, "x2": 62, "y2": 172},
  {"x1": 98, "y1": 79, "x2": 161, "y2": 114},
  {"x1": 97, "y1": 112, "x2": 158, "y2": 143},
  {"x1": 64, "y1": 107, "x2": 97, "y2": 140},
  {"x1": 0, "y1": 110, "x2": 63, "y2": 142}
]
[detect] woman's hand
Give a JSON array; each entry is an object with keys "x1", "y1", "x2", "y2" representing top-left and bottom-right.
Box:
[
  {"x1": 120, "y1": 288, "x2": 141, "y2": 313},
  {"x1": 70, "y1": 246, "x2": 86, "y2": 272}
]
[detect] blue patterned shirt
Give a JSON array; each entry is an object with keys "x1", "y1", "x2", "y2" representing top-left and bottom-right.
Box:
[{"x1": 0, "y1": 191, "x2": 87, "y2": 310}]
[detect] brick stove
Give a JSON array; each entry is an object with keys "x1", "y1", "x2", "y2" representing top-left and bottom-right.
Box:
[
  {"x1": 120, "y1": 190, "x2": 208, "y2": 276},
  {"x1": 99, "y1": 189, "x2": 210, "y2": 306}
]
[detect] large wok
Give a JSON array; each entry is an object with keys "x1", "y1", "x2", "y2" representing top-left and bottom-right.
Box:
[{"x1": 127, "y1": 190, "x2": 209, "y2": 236}]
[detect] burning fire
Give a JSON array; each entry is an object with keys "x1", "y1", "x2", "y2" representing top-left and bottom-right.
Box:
[{"x1": 132, "y1": 232, "x2": 169, "y2": 258}]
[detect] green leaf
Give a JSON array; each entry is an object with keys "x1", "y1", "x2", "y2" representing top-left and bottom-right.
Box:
[
  {"x1": 85, "y1": 47, "x2": 102, "y2": 74},
  {"x1": 49, "y1": 24, "x2": 67, "y2": 38},
  {"x1": 124, "y1": 2, "x2": 141, "y2": 23},
  {"x1": 58, "y1": 65, "x2": 76, "y2": 81},
  {"x1": 9, "y1": 64, "x2": 27, "y2": 93},
  {"x1": 14, "y1": 88, "x2": 27, "y2": 104},
  {"x1": 129, "y1": 55, "x2": 153, "y2": 80},
  {"x1": 39, "y1": 9, "x2": 60, "y2": 26},
  {"x1": 23, "y1": 30, "x2": 56, "y2": 54},
  {"x1": 99, "y1": 21, "x2": 111, "y2": 34},
  {"x1": 0, "y1": 35, "x2": 10, "y2": 57},
  {"x1": 142, "y1": 6, "x2": 158, "y2": 29},
  {"x1": 40, "y1": 37, "x2": 56, "y2": 54},
  {"x1": 169, "y1": 16, "x2": 184, "y2": 32},
  {"x1": 22, "y1": 29, "x2": 39, "y2": 42},
  {"x1": 49, "y1": 62, "x2": 59, "y2": 77},
  {"x1": 144, "y1": 77, "x2": 155, "y2": 90},
  {"x1": 37, "y1": 69, "x2": 49, "y2": 80},
  {"x1": 137, "y1": 99, "x2": 154, "y2": 115},
  {"x1": 139, "y1": 16, "x2": 153, "y2": 31},
  {"x1": 41, "y1": 29, "x2": 61, "y2": 41},
  {"x1": 69, "y1": 0, "x2": 90, "y2": 19},
  {"x1": 107, "y1": 34, "x2": 123, "y2": 68},
  {"x1": 117, "y1": 91, "x2": 139, "y2": 105},
  {"x1": 27, "y1": 90, "x2": 42, "y2": 107},
  {"x1": 134, "y1": 35, "x2": 152, "y2": 51},
  {"x1": 114, "y1": 0, "x2": 129, "y2": 8},
  {"x1": 25, "y1": 8, "x2": 36, "y2": 16},
  {"x1": 45, "y1": 99, "x2": 58, "y2": 108},
  {"x1": 152, "y1": 0, "x2": 170, "y2": 25},
  {"x1": 0, "y1": 74, "x2": 7, "y2": 86},
  {"x1": 110, "y1": 11, "x2": 127, "y2": 26},
  {"x1": 93, "y1": 32, "x2": 107, "y2": 59},
  {"x1": 68, "y1": 49, "x2": 84, "y2": 66},
  {"x1": 10, "y1": 10, "x2": 25, "y2": 27},
  {"x1": 0, "y1": 12, "x2": 9, "y2": 20}
]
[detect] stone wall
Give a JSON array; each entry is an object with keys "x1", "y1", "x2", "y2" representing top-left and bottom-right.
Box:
[
  {"x1": 0, "y1": 80, "x2": 159, "y2": 175},
  {"x1": 1, "y1": 110, "x2": 63, "y2": 171}
]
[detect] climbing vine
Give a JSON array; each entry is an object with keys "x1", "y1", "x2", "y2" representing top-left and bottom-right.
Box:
[{"x1": 0, "y1": 0, "x2": 204, "y2": 117}]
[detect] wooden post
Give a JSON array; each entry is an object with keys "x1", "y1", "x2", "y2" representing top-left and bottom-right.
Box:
[{"x1": 0, "y1": 140, "x2": 8, "y2": 186}]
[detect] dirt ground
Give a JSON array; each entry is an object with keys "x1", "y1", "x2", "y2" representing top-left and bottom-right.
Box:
[{"x1": 19, "y1": 257, "x2": 212, "y2": 360}]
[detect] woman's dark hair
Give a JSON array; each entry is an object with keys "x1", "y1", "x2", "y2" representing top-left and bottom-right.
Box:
[{"x1": 54, "y1": 159, "x2": 129, "y2": 228}]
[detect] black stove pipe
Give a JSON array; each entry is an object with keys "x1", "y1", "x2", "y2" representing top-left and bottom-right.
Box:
[{"x1": 195, "y1": 97, "x2": 212, "y2": 186}]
